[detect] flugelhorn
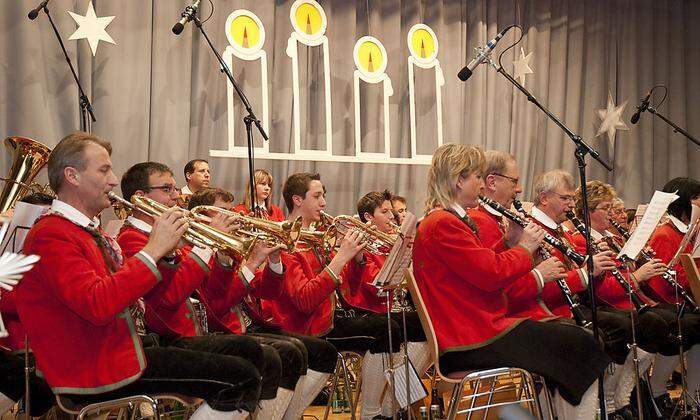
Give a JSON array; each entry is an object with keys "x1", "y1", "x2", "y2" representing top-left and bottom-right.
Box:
[
  {"x1": 108, "y1": 192, "x2": 258, "y2": 258},
  {"x1": 0, "y1": 137, "x2": 52, "y2": 213},
  {"x1": 306, "y1": 211, "x2": 397, "y2": 256},
  {"x1": 189, "y1": 205, "x2": 302, "y2": 251}
]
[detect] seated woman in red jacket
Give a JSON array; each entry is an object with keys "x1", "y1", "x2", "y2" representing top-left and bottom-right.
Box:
[
  {"x1": 234, "y1": 169, "x2": 285, "y2": 222},
  {"x1": 642, "y1": 177, "x2": 700, "y2": 411},
  {"x1": 412, "y1": 143, "x2": 610, "y2": 419}
]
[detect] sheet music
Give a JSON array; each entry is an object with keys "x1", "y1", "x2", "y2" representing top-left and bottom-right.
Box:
[
  {"x1": 0, "y1": 202, "x2": 48, "y2": 253},
  {"x1": 619, "y1": 191, "x2": 678, "y2": 261},
  {"x1": 372, "y1": 212, "x2": 417, "y2": 288},
  {"x1": 384, "y1": 359, "x2": 428, "y2": 408}
]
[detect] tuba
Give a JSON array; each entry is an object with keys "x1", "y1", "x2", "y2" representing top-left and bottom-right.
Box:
[
  {"x1": 189, "y1": 205, "x2": 303, "y2": 252},
  {"x1": 0, "y1": 137, "x2": 52, "y2": 213}
]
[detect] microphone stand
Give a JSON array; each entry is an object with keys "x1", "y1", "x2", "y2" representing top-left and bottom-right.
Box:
[
  {"x1": 646, "y1": 106, "x2": 700, "y2": 149},
  {"x1": 191, "y1": 16, "x2": 268, "y2": 218},
  {"x1": 32, "y1": 3, "x2": 96, "y2": 132},
  {"x1": 481, "y1": 53, "x2": 613, "y2": 418}
]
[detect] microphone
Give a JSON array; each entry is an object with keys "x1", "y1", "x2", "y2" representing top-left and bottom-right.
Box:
[
  {"x1": 172, "y1": 0, "x2": 201, "y2": 35},
  {"x1": 27, "y1": 0, "x2": 50, "y2": 20},
  {"x1": 458, "y1": 27, "x2": 510, "y2": 81},
  {"x1": 630, "y1": 90, "x2": 652, "y2": 124}
]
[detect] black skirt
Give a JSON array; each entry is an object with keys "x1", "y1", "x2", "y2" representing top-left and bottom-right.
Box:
[{"x1": 439, "y1": 319, "x2": 610, "y2": 405}]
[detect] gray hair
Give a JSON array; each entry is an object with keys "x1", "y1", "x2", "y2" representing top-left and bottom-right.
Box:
[
  {"x1": 532, "y1": 170, "x2": 575, "y2": 205},
  {"x1": 483, "y1": 150, "x2": 515, "y2": 177},
  {"x1": 48, "y1": 132, "x2": 112, "y2": 194}
]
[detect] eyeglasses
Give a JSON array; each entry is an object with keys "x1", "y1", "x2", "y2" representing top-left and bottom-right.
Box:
[
  {"x1": 149, "y1": 185, "x2": 180, "y2": 194},
  {"x1": 492, "y1": 173, "x2": 520, "y2": 185},
  {"x1": 552, "y1": 193, "x2": 575, "y2": 202}
]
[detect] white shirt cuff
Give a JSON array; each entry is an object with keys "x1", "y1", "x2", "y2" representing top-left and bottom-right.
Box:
[
  {"x1": 137, "y1": 250, "x2": 157, "y2": 267},
  {"x1": 191, "y1": 246, "x2": 213, "y2": 265},
  {"x1": 241, "y1": 266, "x2": 255, "y2": 283},
  {"x1": 531, "y1": 269, "x2": 544, "y2": 291},
  {"x1": 268, "y1": 260, "x2": 283, "y2": 275}
]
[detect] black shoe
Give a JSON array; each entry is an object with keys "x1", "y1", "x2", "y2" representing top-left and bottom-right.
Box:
[{"x1": 653, "y1": 393, "x2": 676, "y2": 419}]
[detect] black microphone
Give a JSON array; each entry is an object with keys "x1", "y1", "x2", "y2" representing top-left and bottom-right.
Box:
[
  {"x1": 172, "y1": 0, "x2": 201, "y2": 35},
  {"x1": 458, "y1": 27, "x2": 510, "y2": 81},
  {"x1": 630, "y1": 90, "x2": 652, "y2": 124},
  {"x1": 27, "y1": 0, "x2": 50, "y2": 20}
]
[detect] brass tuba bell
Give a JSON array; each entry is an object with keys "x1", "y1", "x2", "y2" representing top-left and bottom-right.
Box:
[{"x1": 0, "y1": 137, "x2": 52, "y2": 213}]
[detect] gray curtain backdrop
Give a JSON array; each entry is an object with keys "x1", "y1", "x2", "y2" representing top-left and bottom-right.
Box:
[{"x1": 2, "y1": 0, "x2": 699, "y2": 217}]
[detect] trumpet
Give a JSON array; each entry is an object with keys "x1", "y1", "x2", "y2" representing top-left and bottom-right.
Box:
[
  {"x1": 189, "y1": 205, "x2": 303, "y2": 252},
  {"x1": 303, "y1": 211, "x2": 397, "y2": 256},
  {"x1": 108, "y1": 192, "x2": 258, "y2": 258}
]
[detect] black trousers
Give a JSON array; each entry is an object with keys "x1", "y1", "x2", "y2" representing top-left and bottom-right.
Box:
[
  {"x1": 581, "y1": 306, "x2": 634, "y2": 364},
  {"x1": 65, "y1": 345, "x2": 262, "y2": 412},
  {"x1": 324, "y1": 313, "x2": 402, "y2": 354},
  {"x1": 167, "y1": 334, "x2": 281, "y2": 400},
  {"x1": 388, "y1": 311, "x2": 427, "y2": 343},
  {"x1": 0, "y1": 351, "x2": 54, "y2": 416},
  {"x1": 247, "y1": 323, "x2": 338, "y2": 374},
  {"x1": 649, "y1": 303, "x2": 700, "y2": 355},
  {"x1": 439, "y1": 320, "x2": 611, "y2": 406},
  {"x1": 246, "y1": 333, "x2": 305, "y2": 390}
]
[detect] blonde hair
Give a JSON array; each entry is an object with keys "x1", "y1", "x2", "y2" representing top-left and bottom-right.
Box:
[
  {"x1": 425, "y1": 143, "x2": 485, "y2": 213},
  {"x1": 244, "y1": 169, "x2": 273, "y2": 210},
  {"x1": 532, "y1": 170, "x2": 576, "y2": 205},
  {"x1": 574, "y1": 181, "x2": 617, "y2": 218}
]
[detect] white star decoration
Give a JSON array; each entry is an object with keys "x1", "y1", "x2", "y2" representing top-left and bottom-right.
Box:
[
  {"x1": 595, "y1": 92, "x2": 629, "y2": 145},
  {"x1": 513, "y1": 48, "x2": 534, "y2": 87},
  {"x1": 67, "y1": 1, "x2": 116, "y2": 56}
]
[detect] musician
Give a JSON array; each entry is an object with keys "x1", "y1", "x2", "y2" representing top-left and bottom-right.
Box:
[
  {"x1": 188, "y1": 187, "x2": 339, "y2": 420},
  {"x1": 390, "y1": 195, "x2": 407, "y2": 225},
  {"x1": 180, "y1": 159, "x2": 211, "y2": 204},
  {"x1": 270, "y1": 172, "x2": 403, "y2": 420},
  {"x1": 353, "y1": 190, "x2": 430, "y2": 418},
  {"x1": 16, "y1": 132, "x2": 262, "y2": 420},
  {"x1": 608, "y1": 198, "x2": 628, "y2": 237},
  {"x1": 570, "y1": 181, "x2": 682, "y2": 416},
  {"x1": 468, "y1": 150, "x2": 566, "y2": 321},
  {"x1": 233, "y1": 169, "x2": 286, "y2": 221},
  {"x1": 413, "y1": 144, "x2": 610, "y2": 418},
  {"x1": 118, "y1": 163, "x2": 304, "y2": 420},
  {"x1": 643, "y1": 177, "x2": 700, "y2": 410}
]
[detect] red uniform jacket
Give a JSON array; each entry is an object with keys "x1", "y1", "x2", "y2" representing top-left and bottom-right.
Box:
[
  {"x1": 201, "y1": 261, "x2": 284, "y2": 335},
  {"x1": 412, "y1": 209, "x2": 534, "y2": 353},
  {"x1": 0, "y1": 289, "x2": 25, "y2": 351},
  {"x1": 16, "y1": 215, "x2": 167, "y2": 395},
  {"x1": 268, "y1": 246, "x2": 343, "y2": 336},
  {"x1": 117, "y1": 225, "x2": 221, "y2": 338},
  {"x1": 570, "y1": 231, "x2": 654, "y2": 310},
  {"x1": 528, "y1": 217, "x2": 588, "y2": 318},
  {"x1": 645, "y1": 222, "x2": 692, "y2": 304},
  {"x1": 341, "y1": 252, "x2": 391, "y2": 314},
  {"x1": 468, "y1": 205, "x2": 558, "y2": 321},
  {"x1": 233, "y1": 203, "x2": 286, "y2": 222}
]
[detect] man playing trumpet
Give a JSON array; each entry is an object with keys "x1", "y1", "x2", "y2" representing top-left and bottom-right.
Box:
[{"x1": 16, "y1": 132, "x2": 262, "y2": 420}]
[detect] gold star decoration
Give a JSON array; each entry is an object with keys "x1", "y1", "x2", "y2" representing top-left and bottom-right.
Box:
[
  {"x1": 512, "y1": 47, "x2": 534, "y2": 87},
  {"x1": 595, "y1": 91, "x2": 629, "y2": 145},
  {"x1": 67, "y1": 1, "x2": 116, "y2": 56}
]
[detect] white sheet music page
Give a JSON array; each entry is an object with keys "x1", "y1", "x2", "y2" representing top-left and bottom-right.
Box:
[
  {"x1": 688, "y1": 205, "x2": 700, "y2": 257},
  {"x1": 618, "y1": 191, "x2": 678, "y2": 260},
  {"x1": 372, "y1": 212, "x2": 417, "y2": 288},
  {"x1": 0, "y1": 202, "x2": 48, "y2": 253}
]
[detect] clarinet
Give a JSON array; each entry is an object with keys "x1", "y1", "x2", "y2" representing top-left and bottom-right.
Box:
[
  {"x1": 480, "y1": 196, "x2": 590, "y2": 327},
  {"x1": 480, "y1": 196, "x2": 585, "y2": 264},
  {"x1": 566, "y1": 212, "x2": 649, "y2": 313},
  {"x1": 609, "y1": 219, "x2": 630, "y2": 240}
]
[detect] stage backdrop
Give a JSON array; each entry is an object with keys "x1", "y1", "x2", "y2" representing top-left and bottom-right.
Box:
[{"x1": 2, "y1": 0, "x2": 699, "y2": 216}]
